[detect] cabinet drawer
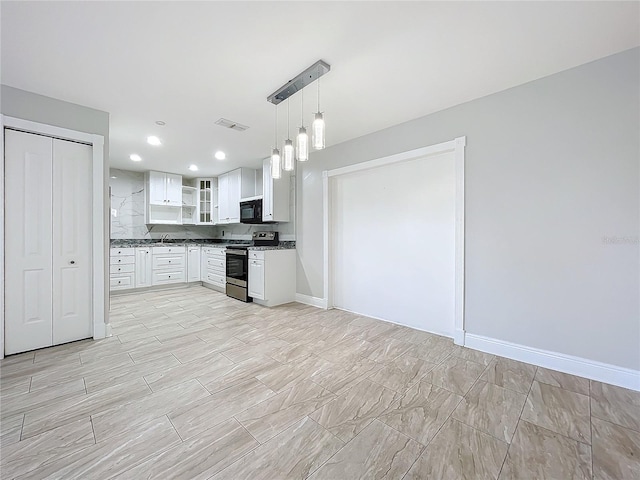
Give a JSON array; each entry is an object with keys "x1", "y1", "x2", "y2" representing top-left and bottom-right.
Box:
[
  {"x1": 110, "y1": 274, "x2": 134, "y2": 289},
  {"x1": 136, "y1": 247, "x2": 151, "y2": 254},
  {"x1": 152, "y1": 254, "x2": 185, "y2": 269},
  {"x1": 152, "y1": 270, "x2": 185, "y2": 285},
  {"x1": 203, "y1": 247, "x2": 226, "y2": 257},
  {"x1": 204, "y1": 272, "x2": 225, "y2": 287},
  {"x1": 207, "y1": 265, "x2": 225, "y2": 276},
  {"x1": 110, "y1": 255, "x2": 135, "y2": 265},
  {"x1": 152, "y1": 246, "x2": 186, "y2": 255},
  {"x1": 110, "y1": 264, "x2": 134, "y2": 274},
  {"x1": 205, "y1": 258, "x2": 225, "y2": 270},
  {"x1": 111, "y1": 247, "x2": 135, "y2": 256},
  {"x1": 248, "y1": 250, "x2": 265, "y2": 260}
]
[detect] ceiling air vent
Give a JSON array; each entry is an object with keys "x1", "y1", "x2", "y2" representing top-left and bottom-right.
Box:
[{"x1": 215, "y1": 118, "x2": 249, "y2": 132}]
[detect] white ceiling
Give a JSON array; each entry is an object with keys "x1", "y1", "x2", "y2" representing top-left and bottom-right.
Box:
[{"x1": 2, "y1": 1, "x2": 639, "y2": 177}]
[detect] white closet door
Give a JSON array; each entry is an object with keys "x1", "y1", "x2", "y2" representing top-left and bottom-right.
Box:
[
  {"x1": 52, "y1": 138, "x2": 92, "y2": 344},
  {"x1": 4, "y1": 130, "x2": 54, "y2": 354}
]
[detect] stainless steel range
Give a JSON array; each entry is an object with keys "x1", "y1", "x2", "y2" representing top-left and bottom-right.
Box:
[{"x1": 225, "y1": 231, "x2": 279, "y2": 302}]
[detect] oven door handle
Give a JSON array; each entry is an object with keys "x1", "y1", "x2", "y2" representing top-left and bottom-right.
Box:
[{"x1": 226, "y1": 249, "x2": 248, "y2": 256}]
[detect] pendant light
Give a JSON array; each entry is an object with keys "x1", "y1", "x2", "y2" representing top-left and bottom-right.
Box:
[
  {"x1": 283, "y1": 98, "x2": 295, "y2": 171},
  {"x1": 312, "y1": 65, "x2": 325, "y2": 150},
  {"x1": 266, "y1": 60, "x2": 330, "y2": 164},
  {"x1": 296, "y1": 88, "x2": 309, "y2": 162},
  {"x1": 271, "y1": 105, "x2": 281, "y2": 179}
]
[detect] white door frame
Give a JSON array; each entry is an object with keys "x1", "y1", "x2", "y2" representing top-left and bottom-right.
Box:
[
  {"x1": 323, "y1": 136, "x2": 466, "y2": 345},
  {"x1": 1, "y1": 115, "x2": 106, "y2": 358}
]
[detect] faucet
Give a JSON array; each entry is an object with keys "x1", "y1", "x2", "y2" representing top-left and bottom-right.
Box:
[{"x1": 160, "y1": 234, "x2": 170, "y2": 244}]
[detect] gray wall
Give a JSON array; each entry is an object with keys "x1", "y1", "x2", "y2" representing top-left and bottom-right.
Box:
[
  {"x1": 297, "y1": 47, "x2": 639, "y2": 370},
  {"x1": 1, "y1": 84, "x2": 111, "y2": 323},
  {"x1": 1, "y1": 85, "x2": 109, "y2": 157}
]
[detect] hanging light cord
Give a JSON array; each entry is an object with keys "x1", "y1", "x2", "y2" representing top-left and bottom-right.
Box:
[
  {"x1": 274, "y1": 105, "x2": 278, "y2": 146},
  {"x1": 301, "y1": 88, "x2": 304, "y2": 124},
  {"x1": 287, "y1": 98, "x2": 290, "y2": 138},
  {"x1": 317, "y1": 66, "x2": 321, "y2": 112}
]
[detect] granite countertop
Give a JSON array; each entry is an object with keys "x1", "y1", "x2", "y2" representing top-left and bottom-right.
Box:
[{"x1": 110, "y1": 239, "x2": 295, "y2": 249}]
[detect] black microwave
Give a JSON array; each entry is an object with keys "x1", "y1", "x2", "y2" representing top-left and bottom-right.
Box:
[{"x1": 240, "y1": 198, "x2": 265, "y2": 224}]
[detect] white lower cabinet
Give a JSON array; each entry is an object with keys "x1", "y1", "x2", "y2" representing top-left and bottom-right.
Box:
[
  {"x1": 109, "y1": 244, "x2": 231, "y2": 294},
  {"x1": 187, "y1": 246, "x2": 201, "y2": 282},
  {"x1": 110, "y1": 248, "x2": 136, "y2": 291},
  {"x1": 152, "y1": 246, "x2": 186, "y2": 285},
  {"x1": 201, "y1": 246, "x2": 226, "y2": 292},
  {"x1": 248, "y1": 249, "x2": 295, "y2": 306},
  {"x1": 135, "y1": 247, "x2": 152, "y2": 288},
  {"x1": 248, "y1": 258, "x2": 265, "y2": 299}
]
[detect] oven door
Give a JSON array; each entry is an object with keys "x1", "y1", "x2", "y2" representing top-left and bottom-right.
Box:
[
  {"x1": 240, "y1": 200, "x2": 262, "y2": 224},
  {"x1": 226, "y1": 249, "x2": 248, "y2": 287}
]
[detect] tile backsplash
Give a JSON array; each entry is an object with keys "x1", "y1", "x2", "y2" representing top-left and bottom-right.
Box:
[{"x1": 109, "y1": 168, "x2": 295, "y2": 241}]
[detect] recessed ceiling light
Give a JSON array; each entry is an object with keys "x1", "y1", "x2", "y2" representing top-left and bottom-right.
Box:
[
  {"x1": 147, "y1": 136, "x2": 162, "y2": 146},
  {"x1": 130, "y1": 153, "x2": 142, "y2": 162},
  {"x1": 214, "y1": 151, "x2": 226, "y2": 160},
  {"x1": 188, "y1": 164, "x2": 199, "y2": 171},
  {"x1": 110, "y1": 176, "x2": 117, "y2": 179},
  {"x1": 155, "y1": 121, "x2": 166, "y2": 126}
]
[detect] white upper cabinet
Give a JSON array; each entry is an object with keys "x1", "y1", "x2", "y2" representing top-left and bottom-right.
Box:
[
  {"x1": 147, "y1": 171, "x2": 182, "y2": 206},
  {"x1": 166, "y1": 174, "x2": 182, "y2": 206},
  {"x1": 262, "y1": 159, "x2": 290, "y2": 222},
  {"x1": 195, "y1": 177, "x2": 216, "y2": 224},
  {"x1": 217, "y1": 172, "x2": 231, "y2": 223},
  {"x1": 145, "y1": 171, "x2": 183, "y2": 224},
  {"x1": 218, "y1": 168, "x2": 256, "y2": 224},
  {"x1": 148, "y1": 171, "x2": 167, "y2": 205}
]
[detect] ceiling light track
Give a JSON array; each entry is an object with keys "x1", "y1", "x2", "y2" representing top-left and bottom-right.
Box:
[{"x1": 267, "y1": 60, "x2": 330, "y2": 105}]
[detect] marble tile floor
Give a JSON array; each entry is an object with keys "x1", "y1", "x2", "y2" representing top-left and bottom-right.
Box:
[{"x1": 1, "y1": 286, "x2": 639, "y2": 479}]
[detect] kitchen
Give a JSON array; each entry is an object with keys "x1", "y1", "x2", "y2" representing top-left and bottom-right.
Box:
[{"x1": 109, "y1": 162, "x2": 296, "y2": 307}]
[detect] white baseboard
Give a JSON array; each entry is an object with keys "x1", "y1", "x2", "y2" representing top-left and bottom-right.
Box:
[
  {"x1": 465, "y1": 333, "x2": 640, "y2": 392},
  {"x1": 295, "y1": 293, "x2": 328, "y2": 309}
]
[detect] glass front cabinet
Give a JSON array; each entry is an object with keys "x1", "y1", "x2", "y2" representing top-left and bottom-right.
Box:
[{"x1": 196, "y1": 177, "x2": 217, "y2": 224}]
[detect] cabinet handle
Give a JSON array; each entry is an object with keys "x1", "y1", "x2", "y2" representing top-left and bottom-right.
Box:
[
  {"x1": 70, "y1": 260, "x2": 76, "y2": 265},
  {"x1": 118, "y1": 259, "x2": 121, "y2": 263},
  {"x1": 118, "y1": 267, "x2": 121, "y2": 271}
]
